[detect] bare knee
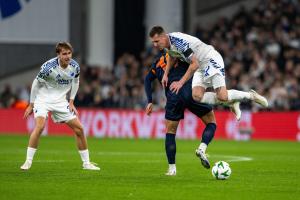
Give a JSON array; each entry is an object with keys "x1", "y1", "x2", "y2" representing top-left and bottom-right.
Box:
[
  {"x1": 201, "y1": 111, "x2": 216, "y2": 125},
  {"x1": 216, "y1": 94, "x2": 228, "y2": 102},
  {"x1": 34, "y1": 122, "x2": 45, "y2": 135},
  {"x1": 216, "y1": 87, "x2": 228, "y2": 102},
  {"x1": 73, "y1": 125, "x2": 84, "y2": 136},
  {"x1": 32, "y1": 117, "x2": 47, "y2": 136},
  {"x1": 166, "y1": 120, "x2": 179, "y2": 134},
  {"x1": 192, "y1": 89, "x2": 204, "y2": 102}
]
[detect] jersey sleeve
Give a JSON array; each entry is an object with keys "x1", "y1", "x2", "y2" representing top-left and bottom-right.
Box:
[
  {"x1": 75, "y1": 66, "x2": 80, "y2": 78},
  {"x1": 168, "y1": 33, "x2": 194, "y2": 63},
  {"x1": 71, "y1": 59, "x2": 80, "y2": 78},
  {"x1": 36, "y1": 59, "x2": 58, "y2": 83},
  {"x1": 144, "y1": 68, "x2": 157, "y2": 103},
  {"x1": 70, "y1": 65, "x2": 80, "y2": 100},
  {"x1": 29, "y1": 78, "x2": 41, "y2": 103},
  {"x1": 36, "y1": 64, "x2": 49, "y2": 83}
]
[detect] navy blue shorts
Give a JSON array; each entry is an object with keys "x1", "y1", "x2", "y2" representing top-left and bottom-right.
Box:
[{"x1": 165, "y1": 86, "x2": 212, "y2": 121}]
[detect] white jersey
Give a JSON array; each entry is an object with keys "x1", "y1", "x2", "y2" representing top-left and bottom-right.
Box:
[
  {"x1": 34, "y1": 57, "x2": 80, "y2": 104},
  {"x1": 167, "y1": 32, "x2": 214, "y2": 65}
]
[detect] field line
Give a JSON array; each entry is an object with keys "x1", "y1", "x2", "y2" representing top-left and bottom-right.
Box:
[{"x1": 0, "y1": 150, "x2": 253, "y2": 163}]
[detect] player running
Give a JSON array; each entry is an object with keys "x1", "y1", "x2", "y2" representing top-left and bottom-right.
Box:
[
  {"x1": 20, "y1": 42, "x2": 100, "y2": 171},
  {"x1": 149, "y1": 26, "x2": 268, "y2": 120}
]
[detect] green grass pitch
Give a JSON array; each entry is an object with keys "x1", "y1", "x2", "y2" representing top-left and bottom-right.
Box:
[{"x1": 0, "y1": 134, "x2": 299, "y2": 200}]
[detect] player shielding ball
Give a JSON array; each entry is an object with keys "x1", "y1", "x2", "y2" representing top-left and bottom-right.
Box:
[
  {"x1": 145, "y1": 50, "x2": 217, "y2": 175},
  {"x1": 20, "y1": 42, "x2": 100, "y2": 171}
]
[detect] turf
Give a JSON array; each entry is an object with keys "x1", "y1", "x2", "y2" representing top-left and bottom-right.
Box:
[{"x1": 0, "y1": 134, "x2": 299, "y2": 200}]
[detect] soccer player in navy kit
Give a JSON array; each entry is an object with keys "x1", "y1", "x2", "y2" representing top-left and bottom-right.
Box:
[{"x1": 145, "y1": 49, "x2": 217, "y2": 175}]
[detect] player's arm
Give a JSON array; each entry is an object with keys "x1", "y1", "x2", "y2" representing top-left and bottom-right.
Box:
[
  {"x1": 144, "y1": 69, "x2": 157, "y2": 115},
  {"x1": 69, "y1": 69, "x2": 80, "y2": 116},
  {"x1": 24, "y1": 78, "x2": 41, "y2": 118},
  {"x1": 170, "y1": 54, "x2": 199, "y2": 94},
  {"x1": 24, "y1": 63, "x2": 48, "y2": 119},
  {"x1": 161, "y1": 55, "x2": 176, "y2": 88},
  {"x1": 179, "y1": 54, "x2": 199, "y2": 85}
]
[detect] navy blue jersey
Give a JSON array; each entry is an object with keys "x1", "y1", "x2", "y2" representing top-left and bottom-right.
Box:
[
  {"x1": 144, "y1": 50, "x2": 212, "y2": 120},
  {"x1": 147, "y1": 50, "x2": 190, "y2": 83}
]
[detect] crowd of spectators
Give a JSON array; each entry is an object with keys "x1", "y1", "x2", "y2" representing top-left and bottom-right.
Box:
[
  {"x1": 194, "y1": 0, "x2": 300, "y2": 111},
  {"x1": 1, "y1": 0, "x2": 299, "y2": 111}
]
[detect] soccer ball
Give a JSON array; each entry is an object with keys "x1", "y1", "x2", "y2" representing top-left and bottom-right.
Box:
[{"x1": 211, "y1": 161, "x2": 232, "y2": 180}]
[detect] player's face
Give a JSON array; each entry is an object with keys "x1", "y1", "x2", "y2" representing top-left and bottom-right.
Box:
[
  {"x1": 151, "y1": 34, "x2": 169, "y2": 50},
  {"x1": 58, "y1": 48, "x2": 72, "y2": 67}
]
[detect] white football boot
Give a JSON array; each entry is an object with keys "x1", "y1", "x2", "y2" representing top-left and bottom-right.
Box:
[
  {"x1": 20, "y1": 160, "x2": 32, "y2": 170},
  {"x1": 195, "y1": 149, "x2": 210, "y2": 169},
  {"x1": 249, "y1": 89, "x2": 268, "y2": 107},
  {"x1": 165, "y1": 165, "x2": 176, "y2": 176},
  {"x1": 83, "y1": 162, "x2": 100, "y2": 171},
  {"x1": 229, "y1": 101, "x2": 242, "y2": 121}
]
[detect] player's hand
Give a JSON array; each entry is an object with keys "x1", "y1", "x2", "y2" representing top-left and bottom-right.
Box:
[
  {"x1": 69, "y1": 102, "x2": 79, "y2": 116},
  {"x1": 23, "y1": 104, "x2": 33, "y2": 119},
  {"x1": 161, "y1": 74, "x2": 168, "y2": 88},
  {"x1": 170, "y1": 81, "x2": 183, "y2": 94},
  {"x1": 145, "y1": 103, "x2": 153, "y2": 115}
]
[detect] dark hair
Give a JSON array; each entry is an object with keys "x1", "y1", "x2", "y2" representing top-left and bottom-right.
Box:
[
  {"x1": 149, "y1": 26, "x2": 165, "y2": 37},
  {"x1": 55, "y1": 42, "x2": 73, "y2": 54}
]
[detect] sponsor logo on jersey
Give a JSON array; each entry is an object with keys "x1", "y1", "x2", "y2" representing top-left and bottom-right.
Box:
[{"x1": 56, "y1": 78, "x2": 71, "y2": 85}]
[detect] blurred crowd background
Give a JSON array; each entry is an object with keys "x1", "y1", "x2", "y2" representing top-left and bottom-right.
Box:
[{"x1": 0, "y1": 0, "x2": 299, "y2": 111}]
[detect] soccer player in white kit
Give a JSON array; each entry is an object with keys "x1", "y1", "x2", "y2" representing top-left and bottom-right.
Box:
[
  {"x1": 20, "y1": 42, "x2": 100, "y2": 171},
  {"x1": 149, "y1": 26, "x2": 268, "y2": 121}
]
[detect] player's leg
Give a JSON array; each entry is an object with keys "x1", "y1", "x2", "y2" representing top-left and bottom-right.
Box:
[
  {"x1": 213, "y1": 80, "x2": 268, "y2": 108},
  {"x1": 214, "y1": 83, "x2": 250, "y2": 103},
  {"x1": 66, "y1": 118, "x2": 100, "y2": 171},
  {"x1": 165, "y1": 120, "x2": 179, "y2": 176},
  {"x1": 209, "y1": 51, "x2": 268, "y2": 107},
  {"x1": 164, "y1": 90, "x2": 184, "y2": 176},
  {"x1": 194, "y1": 50, "x2": 267, "y2": 120},
  {"x1": 66, "y1": 118, "x2": 88, "y2": 150},
  {"x1": 196, "y1": 110, "x2": 217, "y2": 169},
  {"x1": 208, "y1": 50, "x2": 250, "y2": 103},
  {"x1": 213, "y1": 74, "x2": 268, "y2": 117},
  {"x1": 52, "y1": 102, "x2": 99, "y2": 170},
  {"x1": 187, "y1": 99, "x2": 216, "y2": 169},
  {"x1": 192, "y1": 71, "x2": 242, "y2": 120},
  {"x1": 20, "y1": 116, "x2": 46, "y2": 170},
  {"x1": 191, "y1": 71, "x2": 206, "y2": 103}
]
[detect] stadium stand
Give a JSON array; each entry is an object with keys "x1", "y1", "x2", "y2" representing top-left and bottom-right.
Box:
[{"x1": 0, "y1": 0, "x2": 299, "y2": 111}]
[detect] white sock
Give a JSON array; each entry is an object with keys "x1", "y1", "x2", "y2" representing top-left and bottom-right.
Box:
[
  {"x1": 198, "y1": 143, "x2": 207, "y2": 153},
  {"x1": 201, "y1": 90, "x2": 251, "y2": 106},
  {"x1": 79, "y1": 149, "x2": 90, "y2": 164},
  {"x1": 201, "y1": 92, "x2": 218, "y2": 104},
  {"x1": 169, "y1": 164, "x2": 176, "y2": 170},
  {"x1": 26, "y1": 147, "x2": 37, "y2": 162},
  {"x1": 227, "y1": 89, "x2": 251, "y2": 101}
]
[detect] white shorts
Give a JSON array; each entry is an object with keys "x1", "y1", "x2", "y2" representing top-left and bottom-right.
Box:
[
  {"x1": 33, "y1": 101, "x2": 76, "y2": 123},
  {"x1": 192, "y1": 50, "x2": 226, "y2": 89}
]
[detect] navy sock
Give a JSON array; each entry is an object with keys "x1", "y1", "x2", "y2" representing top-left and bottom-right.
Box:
[
  {"x1": 201, "y1": 123, "x2": 217, "y2": 145},
  {"x1": 165, "y1": 133, "x2": 176, "y2": 164}
]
